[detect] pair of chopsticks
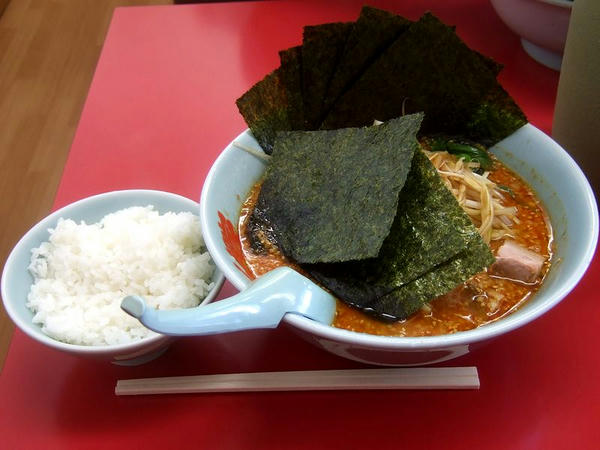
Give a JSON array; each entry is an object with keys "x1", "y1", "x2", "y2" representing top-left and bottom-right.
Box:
[{"x1": 115, "y1": 367, "x2": 479, "y2": 396}]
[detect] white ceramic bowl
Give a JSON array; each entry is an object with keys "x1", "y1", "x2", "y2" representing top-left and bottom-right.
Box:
[
  {"x1": 200, "y1": 126, "x2": 598, "y2": 366},
  {"x1": 490, "y1": 0, "x2": 572, "y2": 70},
  {"x1": 1, "y1": 190, "x2": 224, "y2": 365}
]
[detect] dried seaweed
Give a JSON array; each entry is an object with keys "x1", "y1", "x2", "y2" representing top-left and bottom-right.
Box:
[
  {"x1": 278, "y1": 46, "x2": 305, "y2": 130},
  {"x1": 320, "y1": 13, "x2": 526, "y2": 145},
  {"x1": 236, "y1": 10, "x2": 524, "y2": 154},
  {"x1": 370, "y1": 237, "x2": 495, "y2": 320},
  {"x1": 251, "y1": 114, "x2": 423, "y2": 264},
  {"x1": 301, "y1": 22, "x2": 353, "y2": 129},
  {"x1": 322, "y1": 6, "x2": 411, "y2": 117},
  {"x1": 304, "y1": 149, "x2": 494, "y2": 321},
  {"x1": 235, "y1": 68, "x2": 290, "y2": 154}
]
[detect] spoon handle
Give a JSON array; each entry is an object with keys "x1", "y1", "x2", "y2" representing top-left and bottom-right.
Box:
[{"x1": 120, "y1": 267, "x2": 335, "y2": 336}]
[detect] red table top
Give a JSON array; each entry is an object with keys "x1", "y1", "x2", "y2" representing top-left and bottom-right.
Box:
[{"x1": 2, "y1": 1, "x2": 599, "y2": 449}]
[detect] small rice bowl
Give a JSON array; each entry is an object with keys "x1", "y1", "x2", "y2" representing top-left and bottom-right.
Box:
[{"x1": 26, "y1": 206, "x2": 215, "y2": 346}]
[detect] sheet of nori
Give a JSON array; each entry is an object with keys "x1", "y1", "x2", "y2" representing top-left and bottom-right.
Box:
[
  {"x1": 304, "y1": 149, "x2": 495, "y2": 321},
  {"x1": 235, "y1": 68, "x2": 290, "y2": 154},
  {"x1": 301, "y1": 22, "x2": 353, "y2": 129},
  {"x1": 370, "y1": 237, "x2": 495, "y2": 320},
  {"x1": 370, "y1": 149, "x2": 483, "y2": 286},
  {"x1": 320, "y1": 13, "x2": 526, "y2": 146},
  {"x1": 251, "y1": 113, "x2": 423, "y2": 264},
  {"x1": 305, "y1": 149, "x2": 475, "y2": 290},
  {"x1": 278, "y1": 46, "x2": 305, "y2": 130},
  {"x1": 465, "y1": 85, "x2": 529, "y2": 145},
  {"x1": 321, "y1": 6, "x2": 411, "y2": 118}
]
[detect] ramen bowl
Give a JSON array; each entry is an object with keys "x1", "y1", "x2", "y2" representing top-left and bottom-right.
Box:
[
  {"x1": 1, "y1": 190, "x2": 225, "y2": 365},
  {"x1": 200, "y1": 126, "x2": 598, "y2": 366}
]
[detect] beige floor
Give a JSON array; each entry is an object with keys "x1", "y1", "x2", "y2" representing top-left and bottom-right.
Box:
[{"x1": 0, "y1": 0, "x2": 172, "y2": 370}]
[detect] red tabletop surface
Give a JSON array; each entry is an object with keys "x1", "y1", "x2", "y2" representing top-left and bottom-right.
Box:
[{"x1": 2, "y1": 1, "x2": 598, "y2": 449}]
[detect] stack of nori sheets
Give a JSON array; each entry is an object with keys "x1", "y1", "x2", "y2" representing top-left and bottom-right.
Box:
[
  {"x1": 235, "y1": 6, "x2": 523, "y2": 321},
  {"x1": 236, "y1": 7, "x2": 525, "y2": 153}
]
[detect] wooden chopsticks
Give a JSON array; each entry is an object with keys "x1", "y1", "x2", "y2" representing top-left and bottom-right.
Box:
[{"x1": 115, "y1": 367, "x2": 479, "y2": 396}]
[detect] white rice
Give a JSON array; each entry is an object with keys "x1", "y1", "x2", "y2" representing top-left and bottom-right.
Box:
[{"x1": 26, "y1": 206, "x2": 215, "y2": 346}]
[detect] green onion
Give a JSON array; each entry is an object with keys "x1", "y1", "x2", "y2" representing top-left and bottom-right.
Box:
[{"x1": 427, "y1": 137, "x2": 494, "y2": 171}]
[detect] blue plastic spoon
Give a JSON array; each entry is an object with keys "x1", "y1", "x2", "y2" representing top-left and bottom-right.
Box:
[{"x1": 120, "y1": 267, "x2": 336, "y2": 336}]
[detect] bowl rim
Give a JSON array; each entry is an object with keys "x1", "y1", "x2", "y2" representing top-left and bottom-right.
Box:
[
  {"x1": 537, "y1": 0, "x2": 573, "y2": 9},
  {"x1": 200, "y1": 125, "x2": 598, "y2": 349},
  {"x1": 1, "y1": 189, "x2": 225, "y2": 354},
  {"x1": 492, "y1": 0, "x2": 573, "y2": 9}
]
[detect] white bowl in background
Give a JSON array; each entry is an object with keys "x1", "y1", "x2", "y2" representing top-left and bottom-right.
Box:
[
  {"x1": 1, "y1": 190, "x2": 224, "y2": 365},
  {"x1": 200, "y1": 126, "x2": 598, "y2": 366},
  {"x1": 490, "y1": 0, "x2": 572, "y2": 70}
]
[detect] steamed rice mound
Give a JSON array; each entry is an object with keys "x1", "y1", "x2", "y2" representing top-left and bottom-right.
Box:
[{"x1": 27, "y1": 206, "x2": 215, "y2": 346}]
